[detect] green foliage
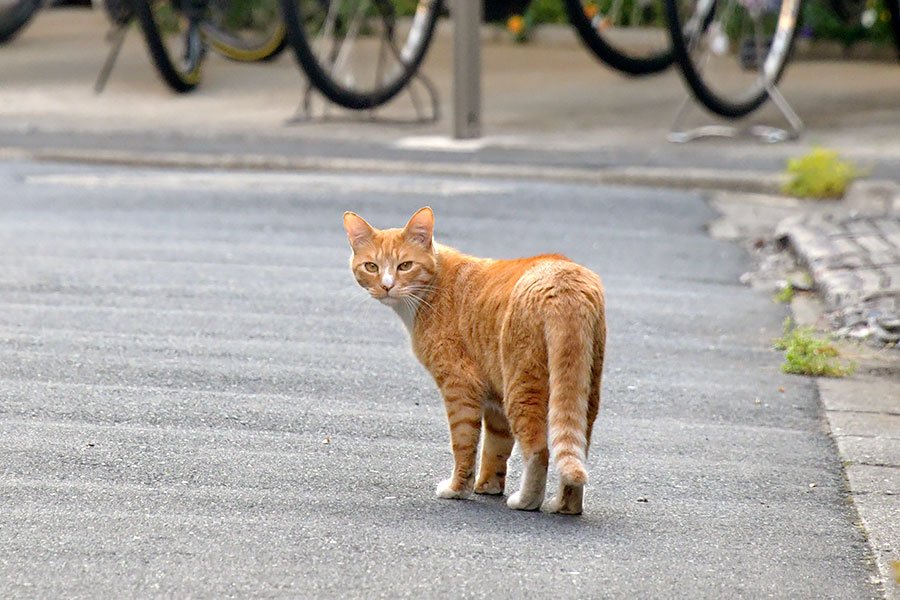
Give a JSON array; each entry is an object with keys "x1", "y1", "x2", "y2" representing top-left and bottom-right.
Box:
[
  {"x1": 152, "y1": 2, "x2": 182, "y2": 35},
  {"x1": 774, "y1": 282, "x2": 795, "y2": 303},
  {"x1": 504, "y1": 0, "x2": 568, "y2": 42},
  {"x1": 781, "y1": 147, "x2": 864, "y2": 199},
  {"x1": 488, "y1": 0, "x2": 895, "y2": 43},
  {"x1": 393, "y1": 0, "x2": 420, "y2": 17},
  {"x1": 801, "y1": 0, "x2": 895, "y2": 47},
  {"x1": 773, "y1": 318, "x2": 856, "y2": 377},
  {"x1": 525, "y1": 0, "x2": 568, "y2": 25},
  {"x1": 220, "y1": 0, "x2": 279, "y2": 30}
]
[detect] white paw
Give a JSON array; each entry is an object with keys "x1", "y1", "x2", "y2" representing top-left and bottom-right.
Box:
[
  {"x1": 506, "y1": 490, "x2": 542, "y2": 511},
  {"x1": 474, "y1": 483, "x2": 504, "y2": 495},
  {"x1": 436, "y1": 479, "x2": 471, "y2": 499}
]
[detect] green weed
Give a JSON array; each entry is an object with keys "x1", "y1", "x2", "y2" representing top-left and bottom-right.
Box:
[
  {"x1": 773, "y1": 318, "x2": 856, "y2": 377},
  {"x1": 774, "y1": 282, "x2": 795, "y2": 304},
  {"x1": 781, "y1": 147, "x2": 864, "y2": 199}
]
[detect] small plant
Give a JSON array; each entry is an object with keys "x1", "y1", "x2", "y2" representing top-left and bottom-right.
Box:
[
  {"x1": 507, "y1": 14, "x2": 528, "y2": 42},
  {"x1": 773, "y1": 318, "x2": 856, "y2": 377},
  {"x1": 504, "y1": 0, "x2": 569, "y2": 43},
  {"x1": 781, "y1": 147, "x2": 864, "y2": 199},
  {"x1": 774, "y1": 282, "x2": 795, "y2": 304}
]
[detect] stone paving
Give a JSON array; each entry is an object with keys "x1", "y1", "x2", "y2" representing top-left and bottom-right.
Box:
[{"x1": 776, "y1": 183, "x2": 900, "y2": 345}]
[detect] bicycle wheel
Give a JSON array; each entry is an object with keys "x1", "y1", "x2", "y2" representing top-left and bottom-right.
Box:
[
  {"x1": 203, "y1": 0, "x2": 287, "y2": 61},
  {"x1": 279, "y1": 0, "x2": 442, "y2": 110},
  {"x1": 0, "y1": 0, "x2": 40, "y2": 44},
  {"x1": 563, "y1": 0, "x2": 674, "y2": 75},
  {"x1": 131, "y1": 0, "x2": 204, "y2": 92},
  {"x1": 665, "y1": 0, "x2": 802, "y2": 118}
]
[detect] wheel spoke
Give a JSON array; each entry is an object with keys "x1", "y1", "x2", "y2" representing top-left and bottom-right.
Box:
[
  {"x1": 280, "y1": 0, "x2": 441, "y2": 108},
  {"x1": 665, "y1": 0, "x2": 801, "y2": 117}
]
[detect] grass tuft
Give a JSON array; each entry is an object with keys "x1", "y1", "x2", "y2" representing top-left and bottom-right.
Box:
[
  {"x1": 781, "y1": 147, "x2": 865, "y2": 199},
  {"x1": 773, "y1": 318, "x2": 856, "y2": 377},
  {"x1": 774, "y1": 282, "x2": 795, "y2": 304}
]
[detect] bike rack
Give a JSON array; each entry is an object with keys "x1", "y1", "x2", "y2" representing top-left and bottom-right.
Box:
[
  {"x1": 668, "y1": 83, "x2": 803, "y2": 143},
  {"x1": 667, "y1": 5, "x2": 803, "y2": 144}
]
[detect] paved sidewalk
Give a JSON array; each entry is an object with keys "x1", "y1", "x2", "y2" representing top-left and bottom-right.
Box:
[
  {"x1": 777, "y1": 186, "x2": 900, "y2": 599},
  {"x1": 777, "y1": 186, "x2": 900, "y2": 344}
]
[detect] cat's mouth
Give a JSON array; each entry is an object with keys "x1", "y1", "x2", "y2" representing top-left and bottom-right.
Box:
[{"x1": 376, "y1": 293, "x2": 400, "y2": 307}]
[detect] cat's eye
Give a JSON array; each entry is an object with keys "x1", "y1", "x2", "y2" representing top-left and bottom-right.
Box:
[
  {"x1": 397, "y1": 261, "x2": 413, "y2": 271},
  {"x1": 363, "y1": 262, "x2": 378, "y2": 273}
]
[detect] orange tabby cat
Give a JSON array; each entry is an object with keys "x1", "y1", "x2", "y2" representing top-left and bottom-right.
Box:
[{"x1": 343, "y1": 207, "x2": 605, "y2": 514}]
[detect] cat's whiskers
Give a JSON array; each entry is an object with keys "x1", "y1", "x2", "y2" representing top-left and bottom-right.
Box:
[
  {"x1": 403, "y1": 284, "x2": 441, "y2": 318},
  {"x1": 407, "y1": 293, "x2": 438, "y2": 316},
  {"x1": 337, "y1": 283, "x2": 374, "y2": 308}
]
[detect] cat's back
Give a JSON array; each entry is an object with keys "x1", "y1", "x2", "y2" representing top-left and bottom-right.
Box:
[
  {"x1": 499, "y1": 254, "x2": 604, "y2": 306},
  {"x1": 436, "y1": 248, "x2": 604, "y2": 325}
]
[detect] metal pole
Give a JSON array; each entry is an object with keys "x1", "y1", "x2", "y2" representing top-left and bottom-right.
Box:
[{"x1": 452, "y1": 0, "x2": 482, "y2": 139}]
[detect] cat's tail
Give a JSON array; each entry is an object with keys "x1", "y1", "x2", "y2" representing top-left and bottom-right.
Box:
[{"x1": 545, "y1": 292, "x2": 604, "y2": 487}]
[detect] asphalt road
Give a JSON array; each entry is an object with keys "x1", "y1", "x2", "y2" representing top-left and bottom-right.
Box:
[{"x1": 0, "y1": 159, "x2": 879, "y2": 598}]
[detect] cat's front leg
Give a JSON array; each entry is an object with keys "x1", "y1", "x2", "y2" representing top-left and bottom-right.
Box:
[{"x1": 435, "y1": 380, "x2": 483, "y2": 500}]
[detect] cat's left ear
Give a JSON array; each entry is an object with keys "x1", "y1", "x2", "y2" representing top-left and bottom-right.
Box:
[
  {"x1": 343, "y1": 211, "x2": 375, "y2": 249},
  {"x1": 403, "y1": 207, "x2": 434, "y2": 249}
]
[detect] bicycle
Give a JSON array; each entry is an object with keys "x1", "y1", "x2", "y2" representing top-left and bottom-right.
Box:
[
  {"x1": 278, "y1": 0, "x2": 443, "y2": 110},
  {"x1": 126, "y1": 0, "x2": 288, "y2": 92},
  {"x1": 664, "y1": 0, "x2": 803, "y2": 118}
]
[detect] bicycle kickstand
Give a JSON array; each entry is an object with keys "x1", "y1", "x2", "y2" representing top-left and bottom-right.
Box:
[{"x1": 94, "y1": 23, "x2": 129, "y2": 94}]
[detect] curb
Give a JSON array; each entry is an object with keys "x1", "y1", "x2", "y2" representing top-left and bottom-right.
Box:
[
  {"x1": 788, "y1": 279, "x2": 900, "y2": 600},
  {"x1": 0, "y1": 146, "x2": 789, "y2": 195}
]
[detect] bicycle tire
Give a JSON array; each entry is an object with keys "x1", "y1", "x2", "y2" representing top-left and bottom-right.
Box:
[
  {"x1": 131, "y1": 0, "x2": 204, "y2": 92},
  {"x1": 665, "y1": 0, "x2": 802, "y2": 118},
  {"x1": 279, "y1": 0, "x2": 442, "y2": 110},
  {"x1": 203, "y1": 0, "x2": 287, "y2": 61},
  {"x1": 0, "y1": 0, "x2": 40, "y2": 44},
  {"x1": 563, "y1": 0, "x2": 674, "y2": 75}
]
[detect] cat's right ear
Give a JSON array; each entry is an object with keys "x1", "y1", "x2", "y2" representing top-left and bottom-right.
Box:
[{"x1": 343, "y1": 212, "x2": 375, "y2": 249}]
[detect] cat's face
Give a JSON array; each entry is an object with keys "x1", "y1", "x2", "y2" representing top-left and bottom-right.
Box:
[{"x1": 343, "y1": 207, "x2": 437, "y2": 307}]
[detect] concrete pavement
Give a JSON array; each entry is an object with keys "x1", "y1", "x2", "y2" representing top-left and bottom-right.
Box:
[{"x1": 0, "y1": 159, "x2": 884, "y2": 598}]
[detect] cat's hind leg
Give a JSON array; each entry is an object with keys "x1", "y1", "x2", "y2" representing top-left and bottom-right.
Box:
[
  {"x1": 546, "y1": 482, "x2": 584, "y2": 514},
  {"x1": 475, "y1": 400, "x2": 514, "y2": 495},
  {"x1": 503, "y1": 373, "x2": 550, "y2": 511}
]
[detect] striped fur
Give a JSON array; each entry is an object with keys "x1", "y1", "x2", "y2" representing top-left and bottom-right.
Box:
[{"x1": 343, "y1": 207, "x2": 606, "y2": 514}]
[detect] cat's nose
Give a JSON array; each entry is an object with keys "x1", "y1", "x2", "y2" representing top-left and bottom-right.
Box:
[{"x1": 381, "y1": 273, "x2": 395, "y2": 293}]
